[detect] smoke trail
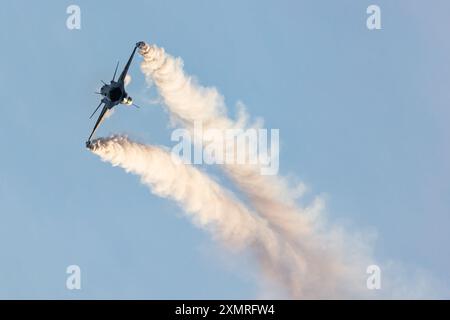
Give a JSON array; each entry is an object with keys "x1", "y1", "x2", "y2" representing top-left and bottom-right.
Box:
[
  {"x1": 89, "y1": 136, "x2": 365, "y2": 298},
  {"x1": 86, "y1": 43, "x2": 442, "y2": 298},
  {"x1": 138, "y1": 44, "x2": 373, "y2": 297}
]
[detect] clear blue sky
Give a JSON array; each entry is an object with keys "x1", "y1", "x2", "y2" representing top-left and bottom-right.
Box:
[{"x1": 0, "y1": 0, "x2": 449, "y2": 298}]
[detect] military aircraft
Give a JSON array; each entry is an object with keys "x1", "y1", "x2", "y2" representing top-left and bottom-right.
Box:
[{"x1": 86, "y1": 41, "x2": 145, "y2": 148}]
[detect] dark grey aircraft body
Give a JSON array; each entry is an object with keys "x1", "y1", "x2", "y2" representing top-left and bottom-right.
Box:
[{"x1": 86, "y1": 41, "x2": 145, "y2": 147}]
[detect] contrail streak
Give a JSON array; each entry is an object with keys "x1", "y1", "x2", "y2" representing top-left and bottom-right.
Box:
[
  {"x1": 89, "y1": 136, "x2": 361, "y2": 298},
  {"x1": 136, "y1": 44, "x2": 372, "y2": 298},
  {"x1": 86, "y1": 43, "x2": 440, "y2": 299}
]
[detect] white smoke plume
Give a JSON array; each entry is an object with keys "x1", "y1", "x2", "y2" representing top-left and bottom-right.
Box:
[
  {"x1": 87, "y1": 42, "x2": 443, "y2": 298},
  {"x1": 89, "y1": 136, "x2": 367, "y2": 298},
  {"x1": 137, "y1": 44, "x2": 375, "y2": 297}
]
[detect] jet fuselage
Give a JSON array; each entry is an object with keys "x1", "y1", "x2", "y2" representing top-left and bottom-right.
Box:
[{"x1": 100, "y1": 81, "x2": 131, "y2": 108}]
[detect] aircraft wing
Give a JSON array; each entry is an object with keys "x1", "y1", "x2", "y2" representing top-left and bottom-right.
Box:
[
  {"x1": 118, "y1": 45, "x2": 138, "y2": 83},
  {"x1": 87, "y1": 103, "x2": 109, "y2": 142}
]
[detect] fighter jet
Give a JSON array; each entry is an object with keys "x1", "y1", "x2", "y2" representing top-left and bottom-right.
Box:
[{"x1": 86, "y1": 41, "x2": 145, "y2": 148}]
